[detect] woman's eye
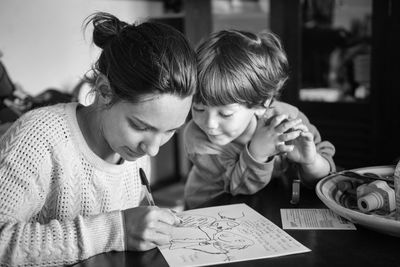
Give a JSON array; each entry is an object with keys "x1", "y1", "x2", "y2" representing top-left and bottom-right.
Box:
[
  {"x1": 130, "y1": 121, "x2": 150, "y2": 131},
  {"x1": 192, "y1": 106, "x2": 205, "y2": 112},
  {"x1": 135, "y1": 126, "x2": 150, "y2": 131}
]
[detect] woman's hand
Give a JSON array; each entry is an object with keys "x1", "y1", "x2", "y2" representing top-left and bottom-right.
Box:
[{"x1": 123, "y1": 206, "x2": 180, "y2": 251}]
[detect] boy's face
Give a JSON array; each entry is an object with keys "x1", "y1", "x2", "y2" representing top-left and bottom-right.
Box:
[{"x1": 192, "y1": 103, "x2": 258, "y2": 146}]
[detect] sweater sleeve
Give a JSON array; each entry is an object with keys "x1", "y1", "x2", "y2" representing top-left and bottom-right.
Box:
[
  {"x1": 0, "y1": 212, "x2": 124, "y2": 266},
  {"x1": 187, "y1": 148, "x2": 275, "y2": 195},
  {"x1": 218, "y1": 145, "x2": 276, "y2": 195},
  {"x1": 0, "y1": 112, "x2": 125, "y2": 266}
]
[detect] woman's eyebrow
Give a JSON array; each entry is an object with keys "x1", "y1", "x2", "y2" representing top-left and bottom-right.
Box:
[{"x1": 130, "y1": 117, "x2": 183, "y2": 132}]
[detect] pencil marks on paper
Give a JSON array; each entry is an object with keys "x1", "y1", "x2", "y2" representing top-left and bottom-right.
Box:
[
  {"x1": 158, "y1": 204, "x2": 310, "y2": 267},
  {"x1": 168, "y1": 211, "x2": 252, "y2": 262}
]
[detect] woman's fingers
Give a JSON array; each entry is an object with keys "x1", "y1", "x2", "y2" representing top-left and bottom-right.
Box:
[
  {"x1": 141, "y1": 211, "x2": 181, "y2": 247},
  {"x1": 152, "y1": 208, "x2": 181, "y2": 226},
  {"x1": 141, "y1": 226, "x2": 172, "y2": 246},
  {"x1": 124, "y1": 207, "x2": 182, "y2": 251}
]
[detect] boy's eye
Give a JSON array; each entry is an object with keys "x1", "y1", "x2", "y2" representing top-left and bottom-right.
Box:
[{"x1": 220, "y1": 112, "x2": 233, "y2": 118}]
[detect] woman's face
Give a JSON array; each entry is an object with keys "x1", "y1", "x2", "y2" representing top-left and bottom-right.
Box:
[{"x1": 101, "y1": 94, "x2": 192, "y2": 161}]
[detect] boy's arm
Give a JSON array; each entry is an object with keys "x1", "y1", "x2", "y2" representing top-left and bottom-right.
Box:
[
  {"x1": 294, "y1": 112, "x2": 336, "y2": 185},
  {"x1": 188, "y1": 147, "x2": 276, "y2": 196},
  {"x1": 221, "y1": 145, "x2": 276, "y2": 195}
]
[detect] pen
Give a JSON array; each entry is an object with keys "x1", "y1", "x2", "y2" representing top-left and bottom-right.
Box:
[
  {"x1": 139, "y1": 168, "x2": 156, "y2": 206},
  {"x1": 139, "y1": 168, "x2": 183, "y2": 224}
]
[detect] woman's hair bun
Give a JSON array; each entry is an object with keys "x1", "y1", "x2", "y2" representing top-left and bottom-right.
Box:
[{"x1": 86, "y1": 12, "x2": 129, "y2": 49}]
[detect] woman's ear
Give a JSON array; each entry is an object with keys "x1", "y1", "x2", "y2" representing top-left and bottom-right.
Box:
[{"x1": 95, "y1": 74, "x2": 113, "y2": 104}]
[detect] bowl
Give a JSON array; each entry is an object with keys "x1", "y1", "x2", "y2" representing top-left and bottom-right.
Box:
[{"x1": 316, "y1": 165, "x2": 400, "y2": 237}]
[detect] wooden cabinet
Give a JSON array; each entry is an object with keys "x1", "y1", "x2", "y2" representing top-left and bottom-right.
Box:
[
  {"x1": 270, "y1": 0, "x2": 400, "y2": 169},
  {"x1": 150, "y1": 0, "x2": 212, "y2": 47}
]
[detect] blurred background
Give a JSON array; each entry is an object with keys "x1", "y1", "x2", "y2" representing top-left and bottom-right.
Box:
[{"x1": 0, "y1": 0, "x2": 399, "y2": 209}]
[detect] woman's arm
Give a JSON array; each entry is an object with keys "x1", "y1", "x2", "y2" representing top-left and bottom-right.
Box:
[{"x1": 0, "y1": 112, "x2": 125, "y2": 266}]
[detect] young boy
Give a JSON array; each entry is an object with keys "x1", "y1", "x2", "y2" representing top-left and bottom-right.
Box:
[{"x1": 183, "y1": 30, "x2": 336, "y2": 209}]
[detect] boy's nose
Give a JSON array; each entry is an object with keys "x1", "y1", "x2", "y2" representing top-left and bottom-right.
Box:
[{"x1": 205, "y1": 114, "x2": 218, "y2": 129}]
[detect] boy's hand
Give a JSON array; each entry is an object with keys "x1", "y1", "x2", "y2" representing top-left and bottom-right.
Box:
[
  {"x1": 248, "y1": 113, "x2": 303, "y2": 162},
  {"x1": 123, "y1": 206, "x2": 180, "y2": 251},
  {"x1": 285, "y1": 124, "x2": 317, "y2": 165}
]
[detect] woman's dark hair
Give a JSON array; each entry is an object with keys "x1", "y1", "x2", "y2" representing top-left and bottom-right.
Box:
[
  {"x1": 84, "y1": 12, "x2": 197, "y2": 104},
  {"x1": 195, "y1": 30, "x2": 288, "y2": 107}
]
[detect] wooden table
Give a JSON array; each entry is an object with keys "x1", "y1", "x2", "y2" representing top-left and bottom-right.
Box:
[{"x1": 72, "y1": 178, "x2": 399, "y2": 267}]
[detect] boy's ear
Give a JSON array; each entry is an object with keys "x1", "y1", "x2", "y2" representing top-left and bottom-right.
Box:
[{"x1": 95, "y1": 74, "x2": 113, "y2": 103}]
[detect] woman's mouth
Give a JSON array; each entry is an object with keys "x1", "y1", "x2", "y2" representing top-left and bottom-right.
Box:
[{"x1": 125, "y1": 147, "x2": 144, "y2": 158}]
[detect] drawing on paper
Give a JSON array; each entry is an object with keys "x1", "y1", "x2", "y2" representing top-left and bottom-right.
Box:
[
  {"x1": 168, "y1": 211, "x2": 253, "y2": 262},
  {"x1": 158, "y1": 204, "x2": 311, "y2": 267}
]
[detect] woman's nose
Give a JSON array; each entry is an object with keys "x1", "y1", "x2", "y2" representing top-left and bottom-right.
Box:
[{"x1": 140, "y1": 136, "x2": 161, "y2": 157}]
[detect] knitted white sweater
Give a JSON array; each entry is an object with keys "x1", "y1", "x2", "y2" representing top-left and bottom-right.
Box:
[{"x1": 0, "y1": 103, "x2": 150, "y2": 266}]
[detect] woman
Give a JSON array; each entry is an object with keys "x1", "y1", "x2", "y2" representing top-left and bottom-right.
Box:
[{"x1": 0, "y1": 12, "x2": 197, "y2": 266}]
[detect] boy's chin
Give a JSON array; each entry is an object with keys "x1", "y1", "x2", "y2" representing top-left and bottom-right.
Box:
[{"x1": 207, "y1": 135, "x2": 232, "y2": 146}]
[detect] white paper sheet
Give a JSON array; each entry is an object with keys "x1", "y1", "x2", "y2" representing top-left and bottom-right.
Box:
[
  {"x1": 280, "y1": 209, "x2": 356, "y2": 230},
  {"x1": 159, "y1": 203, "x2": 310, "y2": 267}
]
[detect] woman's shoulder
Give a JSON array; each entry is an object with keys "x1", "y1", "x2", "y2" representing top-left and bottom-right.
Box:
[
  {"x1": 3, "y1": 103, "x2": 76, "y2": 143},
  {"x1": 21, "y1": 103, "x2": 74, "y2": 121},
  {"x1": 0, "y1": 103, "x2": 78, "y2": 162}
]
